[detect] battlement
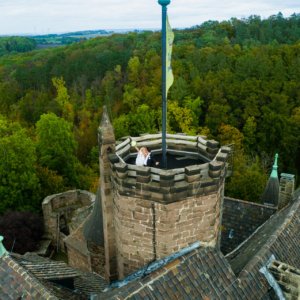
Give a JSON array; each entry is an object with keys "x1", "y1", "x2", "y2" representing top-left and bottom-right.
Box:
[
  {"x1": 109, "y1": 148, "x2": 229, "y2": 204},
  {"x1": 106, "y1": 133, "x2": 229, "y2": 279}
]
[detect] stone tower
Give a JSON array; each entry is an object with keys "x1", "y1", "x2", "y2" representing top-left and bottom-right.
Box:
[
  {"x1": 108, "y1": 140, "x2": 229, "y2": 280},
  {"x1": 83, "y1": 106, "x2": 117, "y2": 283},
  {"x1": 85, "y1": 109, "x2": 229, "y2": 283}
]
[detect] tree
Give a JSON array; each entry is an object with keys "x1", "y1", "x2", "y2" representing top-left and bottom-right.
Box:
[
  {"x1": 225, "y1": 152, "x2": 268, "y2": 203},
  {"x1": 0, "y1": 211, "x2": 44, "y2": 255},
  {"x1": 243, "y1": 117, "x2": 257, "y2": 149},
  {"x1": 183, "y1": 96, "x2": 204, "y2": 127},
  {"x1": 35, "y1": 165, "x2": 70, "y2": 201},
  {"x1": 168, "y1": 101, "x2": 195, "y2": 134},
  {"x1": 218, "y1": 124, "x2": 244, "y2": 149},
  {"x1": 36, "y1": 113, "x2": 79, "y2": 187},
  {"x1": 0, "y1": 115, "x2": 39, "y2": 214},
  {"x1": 130, "y1": 104, "x2": 157, "y2": 136}
]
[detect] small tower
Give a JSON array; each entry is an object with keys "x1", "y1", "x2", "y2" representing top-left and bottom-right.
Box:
[
  {"x1": 278, "y1": 173, "x2": 295, "y2": 209},
  {"x1": 82, "y1": 181, "x2": 105, "y2": 276},
  {"x1": 83, "y1": 106, "x2": 117, "y2": 283},
  {"x1": 260, "y1": 154, "x2": 280, "y2": 207}
]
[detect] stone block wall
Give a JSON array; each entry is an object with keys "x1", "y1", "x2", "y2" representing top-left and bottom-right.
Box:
[
  {"x1": 42, "y1": 190, "x2": 95, "y2": 245},
  {"x1": 87, "y1": 242, "x2": 105, "y2": 277},
  {"x1": 67, "y1": 245, "x2": 89, "y2": 271},
  {"x1": 114, "y1": 185, "x2": 223, "y2": 279},
  {"x1": 109, "y1": 147, "x2": 228, "y2": 280},
  {"x1": 220, "y1": 197, "x2": 277, "y2": 255},
  {"x1": 279, "y1": 174, "x2": 295, "y2": 210}
]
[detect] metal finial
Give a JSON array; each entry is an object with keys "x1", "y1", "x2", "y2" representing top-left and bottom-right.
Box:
[
  {"x1": 0, "y1": 236, "x2": 8, "y2": 258},
  {"x1": 270, "y1": 153, "x2": 279, "y2": 178}
]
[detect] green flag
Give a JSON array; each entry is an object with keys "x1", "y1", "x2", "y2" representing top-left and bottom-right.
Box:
[{"x1": 166, "y1": 15, "x2": 174, "y2": 97}]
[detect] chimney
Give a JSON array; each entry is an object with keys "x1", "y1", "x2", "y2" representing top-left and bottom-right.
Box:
[{"x1": 278, "y1": 173, "x2": 295, "y2": 210}]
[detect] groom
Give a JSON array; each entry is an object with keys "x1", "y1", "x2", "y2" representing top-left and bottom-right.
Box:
[{"x1": 144, "y1": 147, "x2": 159, "y2": 167}]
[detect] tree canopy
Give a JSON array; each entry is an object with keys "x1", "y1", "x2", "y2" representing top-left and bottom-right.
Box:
[
  {"x1": 0, "y1": 12, "x2": 300, "y2": 214},
  {"x1": 0, "y1": 36, "x2": 36, "y2": 57}
]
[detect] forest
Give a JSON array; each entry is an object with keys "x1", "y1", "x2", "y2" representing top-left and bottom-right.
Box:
[
  {"x1": 0, "y1": 36, "x2": 37, "y2": 57},
  {"x1": 1, "y1": 12, "x2": 300, "y2": 215}
]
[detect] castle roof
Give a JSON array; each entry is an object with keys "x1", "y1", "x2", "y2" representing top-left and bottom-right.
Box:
[
  {"x1": 82, "y1": 179, "x2": 105, "y2": 245},
  {"x1": 95, "y1": 190, "x2": 300, "y2": 300},
  {"x1": 259, "y1": 153, "x2": 280, "y2": 206},
  {"x1": 0, "y1": 252, "x2": 106, "y2": 300}
]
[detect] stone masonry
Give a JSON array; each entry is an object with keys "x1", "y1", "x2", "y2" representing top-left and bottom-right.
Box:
[
  {"x1": 109, "y1": 149, "x2": 229, "y2": 280},
  {"x1": 98, "y1": 106, "x2": 118, "y2": 283},
  {"x1": 88, "y1": 242, "x2": 106, "y2": 277},
  {"x1": 114, "y1": 184, "x2": 224, "y2": 279},
  {"x1": 278, "y1": 173, "x2": 295, "y2": 210},
  {"x1": 67, "y1": 245, "x2": 89, "y2": 271},
  {"x1": 42, "y1": 190, "x2": 95, "y2": 246}
]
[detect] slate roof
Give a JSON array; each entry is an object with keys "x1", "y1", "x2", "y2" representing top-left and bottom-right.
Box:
[
  {"x1": 220, "y1": 197, "x2": 276, "y2": 255},
  {"x1": 11, "y1": 253, "x2": 79, "y2": 280},
  {"x1": 259, "y1": 177, "x2": 280, "y2": 206},
  {"x1": 226, "y1": 198, "x2": 300, "y2": 276},
  {"x1": 82, "y1": 180, "x2": 105, "y2": 245},
  {"x1": 0, "y1": 252, "x2": 106, "y2": 300},
  {"x1": 97, "y1": 246, "x2": 245, "y2": 300},
  {"x1": 0, "y1": 253, "x2": 57, "y2": 300},
  {"x1": 93, "y1": 192, "x2": 300, "y2": 300},
  {"x1": 259, "y1": 154, "x2": 279, "y2": 206}
]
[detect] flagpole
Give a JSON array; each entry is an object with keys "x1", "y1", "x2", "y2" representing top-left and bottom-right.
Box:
[{"x1": 158, "y1": 0, "x2": 170, "y2": 169}]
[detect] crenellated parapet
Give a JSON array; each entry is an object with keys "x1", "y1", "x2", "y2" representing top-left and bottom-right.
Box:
[{"x1": 109, "y1": 147, "x2": 229, "y2": 203}]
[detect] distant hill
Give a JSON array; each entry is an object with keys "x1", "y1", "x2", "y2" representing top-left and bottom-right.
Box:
[
  {"x1": 30, "y1": 30, "x2": 115, "y2": 46},
  {"x1": 0, "y1": 36, "x2": 36, "y2": 57}
]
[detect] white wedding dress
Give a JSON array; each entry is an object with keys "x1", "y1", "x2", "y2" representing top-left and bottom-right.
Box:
[{"x1": 135, "y1": 148, "x2": 145, "y2": 166}]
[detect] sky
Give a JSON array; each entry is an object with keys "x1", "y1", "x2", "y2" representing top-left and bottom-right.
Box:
[{"x1": 1, "y1": 0, "x2": 300, "y2": 35}]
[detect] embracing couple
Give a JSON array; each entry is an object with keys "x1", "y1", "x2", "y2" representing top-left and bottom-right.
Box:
[{"x1": 135, "y1": 147, "x2": 159, "y2": 167}]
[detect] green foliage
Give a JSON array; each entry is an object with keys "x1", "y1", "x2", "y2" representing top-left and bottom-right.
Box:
[
  {"x1": 0, "y1": 37, "x2": 36, "y2": 57},
  {"x1": 225, "y1": 153, "x2": 268, "y2": 203},
  {"x1": 0, "y1": 115, "x2": 39, "y2": 214},
  {"x1": 0, "y1": 12, "x2": 300, "y2": 215},
  {"x1": 36, "y1": 113, "x2": 79, "y2": 187}
]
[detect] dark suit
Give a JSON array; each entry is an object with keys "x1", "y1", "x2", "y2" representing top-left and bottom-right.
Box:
[{"x1": 144, "y1": 153, "x2": 157, "y2": 167}]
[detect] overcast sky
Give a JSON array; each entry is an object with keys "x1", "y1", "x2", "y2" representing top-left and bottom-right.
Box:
[{"x1": 1, "y1": 0, "x2": 300, "y2": 35}]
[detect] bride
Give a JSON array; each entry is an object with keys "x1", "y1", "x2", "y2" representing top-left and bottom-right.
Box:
[{"x1": 135, "y1": 147, "x2": 146, "y2": 166}]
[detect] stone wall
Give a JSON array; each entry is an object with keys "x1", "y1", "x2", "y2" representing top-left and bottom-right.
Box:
[
  {"x1": 109, "y1": 147, "x2": 229, "y2": 279},
  {"x1": 279, "y1": 174, "x2": 295, "y2": 210},
  {"x1": 66, "y1": 245, "x2": 89, "y2": 271},
  {"x1": 220, "y1": 197, "x2": 277, "y2": 255},
  {"x1": 88, "y1": 242, "x2": 106, "y2": 277},
  {"x1": 42, "y1": 190, "x2": 95, "y2": 246},
  {"x1": 114, "y1": 184, "x2": 223, "y2": 279}
]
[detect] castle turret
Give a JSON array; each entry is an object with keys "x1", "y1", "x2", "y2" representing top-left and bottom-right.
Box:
[
  {"x1": 260, "y1": 154, "x2": 280, "y2": 207},
  {"x1": 109, "y1": 134, "x2": 229, "y2": 280},
  {"x1": 83, "y1": 106, "x2": 117, "y2": 283}
]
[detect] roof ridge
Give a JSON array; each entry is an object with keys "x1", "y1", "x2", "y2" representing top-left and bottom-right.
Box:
[{"x1": 238, "y1": 198, "x2": 300, "y2": 279}]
